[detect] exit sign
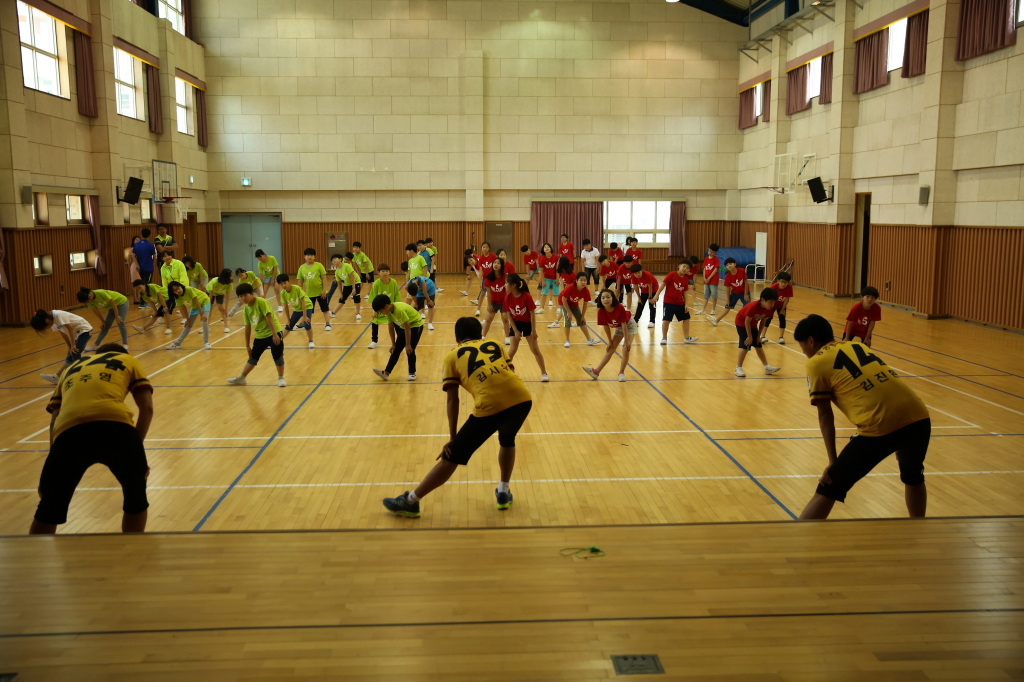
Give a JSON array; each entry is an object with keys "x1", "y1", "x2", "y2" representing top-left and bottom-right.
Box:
[{"x1": 241, "y1": 178, "x2": 252, "y2": 187}]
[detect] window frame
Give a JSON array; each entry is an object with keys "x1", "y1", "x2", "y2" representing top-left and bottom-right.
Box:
[
  {"x1": 753, "y1": 82, "x2": 763, "y2": 119},
  {"x1": 886, "y1": 18, "x2": 908, "y2": 72},
  {"x1": 65, "y1": 194, "x2": 87, "y2": 224},
  {"x1": 68, "y1": 249, "x2": 96, "y2": 271},
  {"x1": 175, "y1": 77, "x2": 194, "y2": 135},
  {"x1": 806, "y1": 57, "x2": 822, "y2": 101},
  {"x1": 158, "y1": 0, "x2": 185, "y2": 36},
  {"x1": 141, "y1": 198, "x2": 153, "y2": 221},
  {"x1": 17, "y1": 0, "x2": 69, "y2": 99},
  {"x1": 34, "y1": 253, "x2": 53, "y2": 277},
  {"x1": 1018, "y1": 0, "x2": 1024, "y2": 27},
  {"x1": 602, "y1": 200, "x2": 674, "y2": 248},
  {"x1": 113, "y1": 47, "x2": 146, "y2": 121}
]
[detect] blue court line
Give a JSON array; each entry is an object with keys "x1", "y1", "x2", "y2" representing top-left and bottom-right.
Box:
[
  {"x1": 717, "y1": 433, "x2": 1024, "y2": 441},
  {"x1": 191, "y1": 324, "x2": 369, "y2": 532},
  {"x1": 0, "y1": 309, "x2": 158, "y2": 367},
  {"x1": 585, "y1": 324, "x2": 797, "y2": 519}
]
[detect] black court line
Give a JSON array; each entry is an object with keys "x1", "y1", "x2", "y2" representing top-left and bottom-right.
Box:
[{"x1": 2, "y1": 607, "x2": 1019, "y2": 639}]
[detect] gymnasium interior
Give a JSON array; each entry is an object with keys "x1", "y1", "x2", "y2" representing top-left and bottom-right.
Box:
[{"x1": 0, "y1": 0, "x2": 1022, "y2": 678}]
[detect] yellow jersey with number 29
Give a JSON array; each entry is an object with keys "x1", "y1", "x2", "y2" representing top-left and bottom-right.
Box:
[
  {"x1": 442, "y1": 339, "x2": 532, "y2": 418},
  {"x1": 806, "y1": 341, "x2": 928, "y2": 438}
]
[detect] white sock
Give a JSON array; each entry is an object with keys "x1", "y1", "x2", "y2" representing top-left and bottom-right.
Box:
[
  {"x1": 497, "y1": 482, "x2": 510, "y2": 493},
  {"x1": 406, "y1": 491, "x2": 419, "y2": 503}
]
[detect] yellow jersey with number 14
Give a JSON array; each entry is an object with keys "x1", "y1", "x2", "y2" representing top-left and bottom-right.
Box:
[
  {"x1": 442, "y1": 339, "x2": 532, "y2": 417},
  {"x1": 47, "y1": 351, "x2": 152, "y2": 439},
  {"x1": 806, "y1": 341, "x2": 928, "y2": 437}
]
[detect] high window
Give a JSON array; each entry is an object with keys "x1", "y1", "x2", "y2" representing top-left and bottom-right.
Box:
[
  {"x1": 175, "y1": 77, "x2": 193, "y2": 135},
  {"x1": 806, "y1": 57, "x2": 822, "y2": 101},
  {"x1": 114, "y1": 48, "x2": 145, "y2": 120},
  {"x1": 158, "y1": 0, "x2": 185, "y2": 35},
  {"x1": 753, "y1": 82, "x2": 763, "y2": 118},
  {"x1": 603, "y1": 201, "x2": 673, "y2": 247},
  {"x1": 887, "y1": 18, "x2": 908, "y2": 72},
  {"x1": 18, "y1": 1, "x2": 63, "y2": 97}
]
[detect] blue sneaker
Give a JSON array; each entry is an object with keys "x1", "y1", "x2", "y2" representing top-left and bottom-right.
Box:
[
  {"x1": 495, "y1": 488, "x2": 513, "y2": 510},
  {"x1": 383, "y1": 491, "x2": 420, "y2": 518}
]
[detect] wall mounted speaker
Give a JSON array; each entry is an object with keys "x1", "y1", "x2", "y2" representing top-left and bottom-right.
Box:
[{"x1": 919, "y1": 185, "x2": 930, "y2": 206}]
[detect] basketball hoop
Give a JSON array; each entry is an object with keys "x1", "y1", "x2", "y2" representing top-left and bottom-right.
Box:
[
  {"x1": 158, "y1": 196, "x2": 192, "y2": 222},
  {"x1": 759, "y1": 186, "x2": 789, "y2": 194}
]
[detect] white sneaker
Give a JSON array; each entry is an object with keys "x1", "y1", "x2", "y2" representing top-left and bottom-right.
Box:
[
  {"x1": 408, "y1": 374, "x2": 416, "y2": 381},
  {"x1": 459, "y1": 290, "x2": 467, "y2": 296},
  {"x1": 278, "y1": 377, "x2": 287, "y2": 387},
  {"x1": 474, "y1": 310, "x2": 480, "y2": 317},
  {"x1": 548, "y1": 322, "x2": 560, "y2": 329},
  {"x1": 764, "y1": 365, "x2": 780, "y2": 375},
  {"x1": 541, "y1": 373, "x2": 549, "y2": 382},
  {"x1": 227, "y1": 376, "x2": 247, "y2": 385},
  {"x1": 548, "y1": 301, "x2": 553, "y2": 306},
  {"x1": 224, "y1": 326, "x2": 231, "y2": 333},
  {"x1": 329, "y1": 311, "x2": 336, "y2": 318},
  {"x1": 707, "y1": 315, "x2": 718, "y2": 326},
  {"x1": 504, "y1": 337, "x2": 510, "y2": 346},
  {"x1": 356, "y1": 313, "x2": 362, "y2": 320},
  {"x1": 587, "y1": 338, "x2": 599, "y2": 345},
  {"x1": 571, "y1": 322, "x2": 578, "y2": 327},
  {"x1": 373, "y1": 368, "x2": 389, "y2": 381},
  {"x1": 618, "y1": 373, "x2": 626, "y2": 382},
  {"x1": 734, "y1": 367, "x2": 746, "y2": 378},
  {"x1": 420, "y1": 312, "x2": 426, "y2": 319},
  {"x1": 436, "y1": 288, "x2": 444, "y2": 292},
  {"x1": 276, "y1": 306, "x2": 283, "y2": 313},
  {"x1": 647, "y1": 322, "x2": 655, "y2": 329},
  {"x1": 164, "y1": 328, "x2": 173, "y2": 335},
  {"x1": 166, "y1": 342, "x2": 181, "y2": 350},
  {"x1": 368, "y1": 341, "x2": 378, "y2": 349},
  {"x1": 660, "y1": 338, "x2": 668, "y2": 345},
  {"x1": 563, "y1": 341, "x2": 571, "y2": 348},
  {"x1": 760, "y1": 337, "x2": 769, "y2": 344},
  {"x1": 428, "y1": 323, "x2": 435, "y2": 331},
  {"x1": 122, "y1": 345, "x2": 129, "y2": 352},
  {"x1": 325, "y1": 324, "x2": 332, "y2": 331},
  {"x1": 308, "y1": 341, "x2": 315, "y2": 348},
  {"x1": 40, "y1": 373, "x2": 58, "y2": 385},
  {"x1": 132, "y1": 324, "x2": 146, "y2": 334},
  {"x1": 203, "y1": 343, "x2": 212, "y2": 350},
  {"x1": 684, "y1": 336, "x2": 698, "y2": 343},
  {"x1": 778, "y1": 336, "x2": 786, "y2": 344},
  {"x1": 582, "y1": 366, "x2": 600, "y2": 380},
  {"x1": 85, "y1": 345, "x2": 98, "y2": 352}
]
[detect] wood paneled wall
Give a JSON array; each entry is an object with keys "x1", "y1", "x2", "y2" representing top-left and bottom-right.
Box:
[
  {"x1": 686, "y1": 221, "x2": 767, "y2": 258},
  {"x1": 766, "y1": 222, "x2": 855, "y2": 297}
]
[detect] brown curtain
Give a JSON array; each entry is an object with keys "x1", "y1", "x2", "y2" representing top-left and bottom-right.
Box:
[
  {"x1": 738, "y1": 88, "x2": 757, "y2": 129},
  {"x1": 902, "y1": 11, "x2": 930, "y2": 77},
  {"x1": 73, "y1": 31, "x2": 98, "y2": 118},
  {"x1": 146, "y1": 65, "x2": 163, "y2": 134},
  {"x1": 530, "y1": 202, "x2": 603, "y2": 258},
  {"x1": 195, "y1": 88, "x2": 209, "y2": 147},
  {"x1": 86, "y1": 195, "x2": 106, "y2": 276},
  {"x1": 786, "y1": 65, "x2": 811, "y2": 115},
  {"x1": 183, "y1": 0, "x2": 194, "y2": 40},
  {"x1": 853, "y1": 29, "x2": 890, "y2": 94},
  {"x1": 0, "y1": 225, "x2": 8, "y2": 290},
  {"x1": 820, "y1": 53, "x2": 833, "y2": 104},
  {"x1": 956, "y1": 0, "x2": 1016, "y2": 61},
  {"x1": 668, "y1": 202, "x2": 687, "y2": 258},
  {"x1": 762, "y1": 79, "x2": 771, "y2": 122}
]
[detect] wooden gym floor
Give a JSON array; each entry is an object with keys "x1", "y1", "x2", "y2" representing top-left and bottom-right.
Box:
[{"x1": 0, "y1": 275, "x2": 1022, "y2": 678}]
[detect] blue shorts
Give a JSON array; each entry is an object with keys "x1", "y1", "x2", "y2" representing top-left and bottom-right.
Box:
[
  {"x1": 67, "y1": 332, "x2": 91, "y2": 363},
  {"x1": 736, "y1": 325, "x2": 762, "y2": 349},
  {"x1": 727, "y1": 292, "x2": 746, "y2": 309},
  {"x1": 286, "y1": 309, "x2": 313, "y2": 330},
  {"x1": 541, "y1": 278, "x2": 559, "y2": 295},
  {"x1": 663, "y1": 303, "x2": 690, "y2": 322},
  {"x1": 189, "y1": 302, "x2": 212, "y2": 316}
]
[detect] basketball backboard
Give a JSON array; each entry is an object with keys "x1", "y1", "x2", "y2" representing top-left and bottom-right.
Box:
[{"x1": 152, "y1": 160, "x2": 178, "y2": 203}]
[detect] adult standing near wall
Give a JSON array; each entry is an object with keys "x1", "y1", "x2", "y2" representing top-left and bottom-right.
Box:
[{"x1": 154, "y1": 224, "x2": 176, "y2": 261}]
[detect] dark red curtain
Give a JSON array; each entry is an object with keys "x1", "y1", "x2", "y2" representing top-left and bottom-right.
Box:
[
  {"x1": 762, "y1": 80, "x2": 771, "y2": 122},
  {"x1": 903, "y1": 11, "x2": 930, "y2": 77},
  {"x1": 146, "y1": 64, "x2": 163, "y2": 134},
  {"x1": 738, "y1": 87, "x2": 757, "y2": 129},
  {"x1": 820, "y1": 53, "x2": 833, "y2": 104},
  {"x1": 0, "y1": 223, "x2": 8, "y2": 290},
  {"x1": 786, "y1": 65, "x2": 811, "y2": 115},
  {"x1": 73, "y1": 31, "x2": 98, "y2": 118},
  {"x1": 86, "y1": 195, "x2": 106, "y2": 276},
  {"x1": 853, "y1": 29, "x2": 890, "y2": 94},
  {"x1": 530, "y1": 202, "x2": 603, "y2": 259},
  {"x1": 668, "y1": 202, "x2": 687, "y2": 258},
  {"x1": 956, "y1": 0, "x2": 1016, "y2": 61},
  {"x1": 196, "y1": 88, "x2": 208, "y2": 147},
  {"x1": 183, "y1": 0, "x2": 194, "y2": 40}
]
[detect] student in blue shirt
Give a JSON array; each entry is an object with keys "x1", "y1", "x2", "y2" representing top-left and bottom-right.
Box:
[
  {"x1": 405, "y1": 275, "x2": 436, "y2": 331},
  {"x1": 131, "y1": 228, "x2": 158, "y2": 308}
]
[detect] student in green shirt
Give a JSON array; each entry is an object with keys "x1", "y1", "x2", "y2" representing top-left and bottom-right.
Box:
[
  {"x1": 227, "y1": 283, "x2": 286, "y2": 387},
  {"x1": 131, "y1": 280, "x2": 171, "y2": 334},
  {"x1": 329, "y1": 252, "x2": 362, "y2": 319},
  {"x1": 256, "y1": 249, "x2": 283, "y2": 313},
  {"x1": 277, "y1": 274, "x2": 316, "y2": 349},
  {"x1": 165, "y1": 281, "x2": 212, "y2": 350},
  {"x1": 366, "y1": 263, "x2": 401, "y2": 349},
  {"x1": 352, "y1": 241, "x2": 374, "y2": 284},
  {"x1": 297, "y1": 247, "x2": 332, "y2": 331},
  {"x1": 371, "y1": 296, "x2": 423, "y2": 382},
  {"x1": 182, "y1": 256, "x2": 208, "y2": 292},
  {"x1": 77, "y1": 287, "x2": 129, "y2": 350},
  {"x1": 160, "y1": 250, "x2": 190, "y2": 325},
  {"x1": 228, "y1": 269, "x2": 262, "y2": 317},
  {"x1": 207, "y1": 269, "x2": 235, "y2": 333},
  {"x1": 405, "y1": 243, "x2": 427, "y2": 280},
  {"x1": 424, "y1": 237, "x2": 442, "y2": 292}
]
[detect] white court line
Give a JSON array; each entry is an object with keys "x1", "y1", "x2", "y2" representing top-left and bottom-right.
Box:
[
  {"x1": 0, "y1": 393, "x2": 52, "y2": 419},
  {"x1": 2, "y1": 469, "x2": 1022, "y2": 494}
]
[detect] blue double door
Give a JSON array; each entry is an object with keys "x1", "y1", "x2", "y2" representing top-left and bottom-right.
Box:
[{"x1": 222, "y1": 214, "x2": 282, "y2": 275}]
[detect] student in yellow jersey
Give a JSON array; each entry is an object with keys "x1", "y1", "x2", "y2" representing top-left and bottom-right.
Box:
[
  {"x1": 382, "y1": 316, "x2": 532, "y2": 517},
  {"x1": 277, "y1": 274, "x2": 316, "y2": 349},
  {"x1": 794, "y1": 314, "x2": 931, "y2": 520},
  {"x1": 227, "y1": 283, "x2": 286, "y2": 387},
  {"x1": 30, "y1": 343, "x2": 153, "y2": 534}
]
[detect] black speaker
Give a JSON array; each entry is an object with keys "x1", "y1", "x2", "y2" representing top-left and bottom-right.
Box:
[
  {"x1": 122, "y1": 177, "x2": 144, "y2": 204},
  {"x1": 807, "y1": 177, "x2": 828, "y2": 203}
]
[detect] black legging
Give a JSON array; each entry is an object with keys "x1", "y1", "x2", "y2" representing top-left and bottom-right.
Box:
[
  {"x1": 634, "y1": 293, "x2": 655, "y2": 322},
  {"x1": 763, "y1": 311, "x2": 786, "y2": 334},
  {"x1": 584, "y1": 267, "x2": 599, "y2": 285},
  {"x1": 385, "y1": 325, "x2": 423, "y2": 374}
]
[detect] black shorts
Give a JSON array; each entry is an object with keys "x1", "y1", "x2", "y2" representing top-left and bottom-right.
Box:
[
  {"x1": 286, "y1": 310, "x2": 313, "y2": 330},
  {"x1": 249, "y1": 333, "x2": 284, "y2": 365},
  {"x1": 444, "y1": 400, "x2": 533, "y2": 466},
  {"x1": 844, "y1": 332, "x2": 869, "y2": 342},
  {"x1": 490, "y1": 301, "x2": 504, "y2": 313},
  {"x1": 736, "y1": 326, "x2": 761, "y2": 349},
  {"x1": 509, "y1": 320, "x2": 532, "y2": 337},
  {"x1": 213, "y1": 294, "x2": 225, "y2": 304},
  {"x1": 360, "y1": 272, "x2": 368, "y2": 284},
  {"x1": 818, "y1": 418, "x2": 931, "y2": 502},
  {"x1": 339, "y1": 285, "x2": 353, "y2": 304},
  {"x1": 311, "y1": 293, "x2": 329, "y2": 312},
  {"x1": 663, "y1": 303, "x2": 690, "y2": 322},
  {"x1": 621, "y1": 284, "x2": 633, "y2": 294},
  {"x1": 603, "y1": 277, "x2": 616, "y2": 290},
  {"x1": 35, "y1": 421, "x2": 149, "y2": 525}
]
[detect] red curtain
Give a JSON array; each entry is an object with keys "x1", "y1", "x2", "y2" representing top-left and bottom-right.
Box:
[
  {"x1": 820, "y1": 53, "x2": 833, "y2": 104},
  {"x1": 146, "y1": 65, "x2": 163, "y2": 134},
  {"x1": 668, "y1": 202, "x2": 687, "y2": 258},
  {"x1": 530, "y1": 202, "x2": 603, "y2": 259},
  {"x1": 196, "y1": 88, "x2": 208, "y2": 147},
  {"x1": 73, "y1": 31, "x2": 98, "y2": 118},
  {"x1": 738, "y1": 87, "x2": 757, "y2": 129},
  {"x1": 903, "y1": 11, "x2": 930, "y2": 77},
  {"x1": 183, "y1": 0, "x2": 194, "y2": 39},
  {"x1": 0, "y1": 224, "x2": 8, "y2": 290},
  {"x1": 854, "y1": 29, "x2": 890, "y2": 94},
  {"x1": 762, "y1": 80, "x2": 771, "y2": 122},
  {"x1": 86, "y1": 195, "x2": 106, "y2": 276},
  {"x1": 786, "y1": 65, "x2": 811, "y2": 115},
  {"x1": 956, "y1": 0, "x2": 1016, "y2": 61}
]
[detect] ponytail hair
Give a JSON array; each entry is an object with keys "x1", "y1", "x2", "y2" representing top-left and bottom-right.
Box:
[
  {"x1": 76, "y1": 287, "x2": 92, "y2": 303},
  {"x1": 556, "y1": 256, "x2": 572, "y2": 274},
  {"x1": 30, "y1": 309, "x2": 51, "y2": 332},
  {"x1": 219, "y1": 268, "x2": 232, "y2": 282},
  {"x1": 505, "y1": 273, "x2": 525, "y2": 294}
]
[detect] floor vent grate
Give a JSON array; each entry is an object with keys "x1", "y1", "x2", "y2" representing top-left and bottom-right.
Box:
[{"x1": 611, "y1": 654, "x2": 664, "y2": 675}]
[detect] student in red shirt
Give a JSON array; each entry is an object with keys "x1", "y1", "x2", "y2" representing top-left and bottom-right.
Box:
[
  {"x1": 654, "y1": 260, "x2": 698, "y2": 345},
  {"x1": 557, "y1": 234, "x2": 575, "y2": 264},
  {"x1": 696, "y1": 243, "x2": 721, "y2": 316},
  {"x1": 733, "y1": 288, "x2": 781, "y2": 378},
  {"x1": 473, "y1": 242, "x2": 497, "y2": 316},
  {"x1": 709, "y1": 257, "x2": 750, "y2": 327},
  {"x1": 843, "y1": 286, "x2": 882, "y2": 347},
  {"x1": 520, "y1": 245, "x2": 539, "y2": 282},
  {"x1": 582, "y1": 289, "x2": 637, "y2": 382},
  {"x1": 616, "y1": 255, "x2": 636, "y2": 310},
  {"x1": 503, "y1": 273, "x2": 548, "y2": 382},
  {"x1": 461, "y1": 248, "x2": 479, "y2": 298},
  {"x1": 553, "y1": 272, "x2": 598, "y2": 347},
  {"x1": 481, "y1": 257, "x2": 512, "y2": 343},
  {"x1": 548, "y1": 257, "x2": 577, "y2": 328},
  {"x1": 599, "y1": 255, "x2": 618, "y2": 292},
  {"x1": 607, "y1": 242, "x2": 624, "y2": 266},
  {"x1": 537, "y1": 243, "x2": 559, "y2": 311},
  {"x1": 625, "y1": 237, "x2": 642, "y2": 265},
  {"x1": 630, "y1": 263, "x2": 659, "y2": 328},
  {"x1": 761, "y1": 271, "x2": 794, "y2": 344}
]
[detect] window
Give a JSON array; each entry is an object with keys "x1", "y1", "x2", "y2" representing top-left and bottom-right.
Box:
[
  {"x1": 1019, "y1": 0, "x2": 1024, "y2": 25},
  {"x1": 18, "y1": 1, "x2": 64, "y2": 97},
  {"x1": 141, "y1": 198, "x2": 152, "y2": 221},
  {"x1": 66, "y1": 195, "x2": 85, "y2": 223},
  {"x1": 114, "y1": 48, "x2": 144, "y2": 120},
  {"x1": 33, "y1": 192, "x2": 48, "y2": 226},
  {"x1": 753, "y1": 83, "x2": 763, "y2": 118},
  {"x1": 603, "y1": 201, "x2": 673, "y2": 247},
  {"x1": 806, "y1": 57, "x2": 822, "y2": 101},
  {"x1": 158, "y1": 0, "x2": 185, "y2": 35},
  {"x1": 69, "y1": 250, "x2": 96, "y2": 271},
  {"x1": 34, "y1": 254, "x2": 53, "y2": 277},
  {"x1": 887, "y1": 18, "x2": 907, "y2": 72},
  {"x1": 175, "y1": 78, "x2": 193, "y2": 135}
]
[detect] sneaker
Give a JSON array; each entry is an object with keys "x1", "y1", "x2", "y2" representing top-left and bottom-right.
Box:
[
  {"x1": 308, "y1": 341, "x2": 315, "y2": 349},
  {"x1": 504, "y1": 337, "x2": 510, "y2": 346},
  {"x1": 684, "y1": 336, "x2": 698, "y2": 343},
  {"x1": 85, "y1": 345, "x2": 98, "y2": 352},
  {"x1": 764, "y1": 365, "x2": 780, "y2": 375},
  {"x1": 227, "y1": 375, "x2": 247, "y2": 385},
  {"x1": 459, "y1": 290, "x2": 468, "y2": 296},
  {"x1": 368, "y1": 341, "x2": 378, "y2": 349},
  {"x1": 582, "y1": 366, "x2": 600, "y2": 380},
  {"x1": 760, "y1": 337, "x2": 769, "y2": 344},
  {"x1": 325, "y1": 324, "x2": 332, "y2": 331},
  {"x1": 618, "y1": 373, "x2": 626, "y2": 382},
  {"x1": 548, "y1": 301, "x2": 553, "y2": 306},
  {"x1": 647, "y1": 322, "x2": 655, "y2": 329},
  {"x1": 203, "y1": 343, "x2": 213, "y2": 350},
  {"x1": 276, "y1": 306, "x2": 283, "y2": 313},
  {"x1": 541, "y1": 373, "x2": 549, "y2": 382},
  {"x1": 495, "y1": 488, "x2": 513, "y2": 510},
  {"x1": 571, "y1": 322, "x2": 578, "y2": 327},
  {"x1": 694, "y1": 309, "x2": 705, "y2": 316},
  {"x1": 548, "y1": 322, "x2": 560, "y2": 329},
  {"x1": 383, "y1": 491, "x2": 420, "y2": 518},
  {"x1": 587, "y1": 338, "x2": 599, "y2": 345},
  {"x1": 734, "y1": 367, "x2": 746, "y2": 378},
  {"x1": 408, "y1": 374, "x2": 416, "y2": 381},
  {"x1": 536, "y1": 308, "x2": 544, "y2": 314},
  {"x1": 436, "y1": 288, "x2": 444, "y2": 292},
  {"x1": 132, "y1": 324, "x2": 146, "y2": 334},
  {"x1": 278, "y1": 377, "x2": 287, "y2": 387},
  {"x1": 356, "y1": 313, "x2": 362, "y2": 320},
  {"x1": 428, "y1": 323, "x2": 435, "y2": 331},
  {"x1": 164, "y1": 328, "x2": 173, "y2": 335},
  {"x1": 373, "y1": 368, "x2": 389, "y2": 381},
  {"x1": 563, "y1": 341, "x2": 571, "y2": 348},
  {"x1": 139, "y1": 303, "x2": 150, "y2": 309},
  {"x1": 707, "y1": 316, "x2": 719, "y2": 327},
  {"x1": 40, "y1": 373, "x2": 58, "y2": 385},
  {"x1": 224, "y1": 326, "x2": 231, "y2": 333},
  {"x1": 660, "y1": 338, "x2": 668, "y2": 345},
  {"x1": 166, "y1": 342, "x2": 181, "y2": 350},
  {"x1": 778, "y1": 336, "x2": 786, "y2": 344},
  {"x1": 474, "y1": 309, "x2": 480, "y2": 317}
]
